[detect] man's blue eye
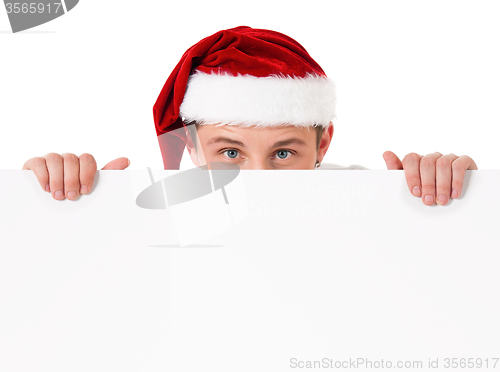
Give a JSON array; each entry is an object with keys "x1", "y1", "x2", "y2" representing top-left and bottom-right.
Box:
[
  {"x1": 276, "y1": 150, "x2": 290, "y2": 159},
  {"x1": 224, "y1": 149, "x2": 239, "y2": 159}
]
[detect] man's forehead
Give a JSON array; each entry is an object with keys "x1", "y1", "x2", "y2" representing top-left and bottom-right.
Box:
[
  {"x1": 195, "y1": 124, "x2": 314, "y2": 150},
  {"x1": 197, "y1": 124, "x2": 312, "y2": 134}
]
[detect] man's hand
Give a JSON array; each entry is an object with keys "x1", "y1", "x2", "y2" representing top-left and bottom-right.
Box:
[
  {"x1": 383, "y1": 151, "x2": 478, "y2": 206},
  {"x1": 22, "y1": 153, "x2": 130, "y2": 201}
]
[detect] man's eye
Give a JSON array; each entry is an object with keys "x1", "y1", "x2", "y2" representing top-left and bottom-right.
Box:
[
  {"x1": 274, "y1": 150, "x2": 294, "y2": 160},
  {"x1": 223, "y1": 149, "x2": 239, "y2": 159}
]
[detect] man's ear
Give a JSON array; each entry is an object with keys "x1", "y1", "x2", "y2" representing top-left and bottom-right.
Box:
[
  {"x1": 185, "y1": 130, "x2": 194, "y2": 155},
  {"x1": 185, "y1": 128, "x2": 201, "y2": 167},
  {"x1": 317, "y1": 121, "x2": 334, "y2": 163}
]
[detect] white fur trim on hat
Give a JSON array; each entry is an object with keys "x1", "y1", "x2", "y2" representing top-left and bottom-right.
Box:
[{"x1": 179, "y1": 71, "x2": 336, "y2": 128}]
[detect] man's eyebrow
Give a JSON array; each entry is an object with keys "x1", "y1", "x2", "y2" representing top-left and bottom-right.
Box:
[
  {"x1": 206, "y1": 137, "x2": 307, "y2": 148},
  {"x1": 207, "y1": 137, "x2": 246, "y2": 147},
  {"x1": 271, "y1": 138, "x2": 307, "y2": 148}
]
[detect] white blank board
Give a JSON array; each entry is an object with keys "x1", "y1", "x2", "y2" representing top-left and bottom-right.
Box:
[{"x1": 0, "y1": 170, "x2": 499, "y2": 371}]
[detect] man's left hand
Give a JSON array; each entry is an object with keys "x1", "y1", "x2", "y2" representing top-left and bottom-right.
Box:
[{"x1": 383, "y1": 151, "x2": 478, "y2": 206}]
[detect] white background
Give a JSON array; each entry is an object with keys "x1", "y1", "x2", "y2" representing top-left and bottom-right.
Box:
[
  {"x1": 2, "y1": 4, "x2": 500, "y2": 369},
  {"x1": 1, "y1": 0, "x2": 500, "y2": 171}
]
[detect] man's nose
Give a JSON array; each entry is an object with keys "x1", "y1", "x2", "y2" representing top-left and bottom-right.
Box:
[{"x1": 242, "y1": 159, "x2": 272, "y2": 170}]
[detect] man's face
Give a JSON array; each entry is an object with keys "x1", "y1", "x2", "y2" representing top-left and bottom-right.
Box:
[{"x1": 187, "y1": 123, "x2": 333, "y2": 170}]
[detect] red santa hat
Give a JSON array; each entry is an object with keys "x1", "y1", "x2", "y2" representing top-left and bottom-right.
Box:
[{"x1": 153, "y1": 26, "x2": 336, "y2": 169}]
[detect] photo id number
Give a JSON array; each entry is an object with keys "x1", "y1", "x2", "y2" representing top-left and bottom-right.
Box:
[{"x1": 5, "y1": 2, "x2": 62, "y2": 14}]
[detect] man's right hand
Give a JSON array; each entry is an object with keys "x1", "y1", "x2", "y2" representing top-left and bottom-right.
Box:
[{"x1": 22, "y1": 153, "x2": 130, "y2": 201}]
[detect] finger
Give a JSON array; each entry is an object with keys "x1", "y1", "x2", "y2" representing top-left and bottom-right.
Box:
[
  {"x1": 382, "y1": 151, "x2": 403, "y2": 170},
  {"x1": 22, "y1": 157, "x2": 51, "y2": 192},
  {"x1": 62, "y1": 153, "x2": 81, "y2": 200},
  {"x1": 450, "y1": 155, "x2": 477, "y2": 199},
  {"x1": 420, "y1": 152, "x2": 443, "y2": 206},
  {"x1": 101, "y1": 157, "x2": 130, "y2": 170},
  {"x1": 79, "y1": 153, "x2": 97, "y2": 194},
  {"x1": 435, "y1": 154, "x2": 459, "y2": 205},
  {"x1": 401, "y1": 153, "x2": 423, "y2": 197},
  {"x1": 43, "y1": 153, "x2": 65, "y2": 200}
]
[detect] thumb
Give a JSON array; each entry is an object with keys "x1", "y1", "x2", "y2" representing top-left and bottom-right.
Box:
[
  {"x1": 383, "y1": 151, "x2": 403, "y2": 170},
  {"x1": 101, "y1": 157, "x2": 130, "y2": 170}
]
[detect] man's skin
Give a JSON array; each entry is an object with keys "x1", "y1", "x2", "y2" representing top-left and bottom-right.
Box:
[{"x1": 22, "y1": 122, "x2": 478, "y2": 206}]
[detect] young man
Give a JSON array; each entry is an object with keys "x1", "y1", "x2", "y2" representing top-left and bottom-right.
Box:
[{"x1": 23, "y1": 26, "x2": 477, "y2": 206}]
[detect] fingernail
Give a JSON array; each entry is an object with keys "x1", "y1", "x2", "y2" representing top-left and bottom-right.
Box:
[
  {"x1": 80, "y1": 185, "x2": 88, "y2": 194},
  {"x1": 451, "y1": 189, "x2": 458, "y2": 198},
  {"x1": 424, "y1": 195, "x2": 434, "y2": 205},
  {"x1": 55, "y1": 190, "x2": 64, "y2": 199},
  {"x1": 127, "y1": 159, "x2": 131, "y2": 167},
  {"x1": 45, "y1": 183, "x2": 50, "y2": 192},
  {"x1": 67, "y1": 191, "x2": 77, "y2": 200},
  {"x1": 437, "y1": 194, "x2": 448, "y2": 205},
  {"x1": 412, "y1": 186, "x2": 421, "y2": 196}
]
